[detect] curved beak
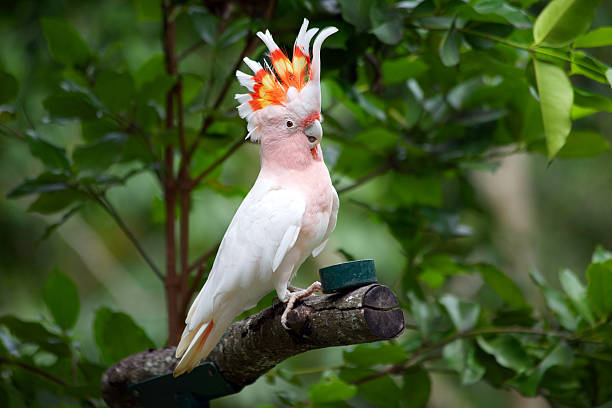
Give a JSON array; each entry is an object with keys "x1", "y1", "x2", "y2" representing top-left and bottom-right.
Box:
[{"x1": 304, "y1": 119, "x2": 323, "y2": 148}]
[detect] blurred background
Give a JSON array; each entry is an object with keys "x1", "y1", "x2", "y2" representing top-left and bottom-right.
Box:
[{"x1": 1, "y1": 0, "x2": 611, "y2": 407}]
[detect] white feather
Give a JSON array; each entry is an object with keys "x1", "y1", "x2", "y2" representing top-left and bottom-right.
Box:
[
  {"x1": 256, "y1": 29, "x2": 280, "y2": 53},
  {"x1": 237, "y1": 102, "x2": 252, "y2": 118},
  {"x1": 236, "y1": 70, "x2": 255, "y2": 91},
  {"x1": 273, "y1": 225, "x2": 301, "y2": 272},
  {"x1": 235, "y1": 93, "x2": 251, "y2": 104},
  {"x1": 243, "y1": 57, "x2": 263, "y2": 74}
]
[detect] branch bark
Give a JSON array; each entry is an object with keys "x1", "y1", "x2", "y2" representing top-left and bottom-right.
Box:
[{"x1": 101, "y1": 284, "x2": 404, "y2": 407}]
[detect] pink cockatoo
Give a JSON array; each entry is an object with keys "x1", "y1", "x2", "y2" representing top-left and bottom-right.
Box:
[{"x1": 173, "y1": 19, "x2": 339, "y2": 377}]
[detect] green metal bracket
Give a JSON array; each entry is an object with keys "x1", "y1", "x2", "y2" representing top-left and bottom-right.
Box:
[
  {"x1": 319, "y1": 259, "x2": 378, "y2": 293},
  {"x1": 129, "y1": 361, "x2": 237, "y2": 408}
]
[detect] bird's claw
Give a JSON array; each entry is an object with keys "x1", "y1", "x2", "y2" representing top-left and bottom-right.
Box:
[{"x1": 281, "y1": 281, "x2": 322, "y2": 330}]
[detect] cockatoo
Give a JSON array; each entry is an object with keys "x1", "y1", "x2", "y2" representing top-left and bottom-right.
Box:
[{"x1": 173, "y1": 19, "x2": 339, "y2": 377}]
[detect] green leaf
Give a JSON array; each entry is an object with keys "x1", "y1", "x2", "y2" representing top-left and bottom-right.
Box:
[
  {"x1": 217, "y1": 18, "x2": 250, "y2": 48},
  {"x1": 182, "y1": 74, "x2": 204, "y2": 107},
  {"x1": 0, "y1": 105, "x2": 16, "y2": 123},
  {"x1": 7, "y1": 172, "x2": 70, "y2": 198},
  {"x1": 41, "y1": 18, "x2": 90, "y2": 67},
  {"x1": 592, "y1": 245, "x2": 612, "y2": 264},
  {"x1": 188, "y1": 6, "x2": 217, "y2": 45},
  {"x1": 381, "y1": 56, "x2": 428, "y2": 85},
  {"x1": 343, "y1": 343, "x2": 407, "y2": 367},
  {"x1": 133, "y1": 0, "x2": 161, "y2": 21},
  {"x1": 93, "y1": 307, "x2": 155, "y2": 364},
  {"x1": 464, "y1": 23, "x2": 513, "y2": 50},
  {"x1": 43, "y1": 90, "x2": 98, "y2": 121},
  {"x1": 94, "y1": 71, "x2": 135, "y2": 113},
  {"x1": 309, "y1": 375, "x2": 357, "y2": 405},
  {"x1": 134, "y1": 54, "x2": 165, "y2": 88},
  {"x1": 476, "y1": 335, "x2": 532, "y2": 373},
  {"x1": 586, "y1": 259, "x2": 612, "y2": 318},
  {"x1": 0, "y1": 71, "x2": 18, "y2": 104},
  {"x1": 370, "y1": 2, "x2": 403, "y2": 45},
  {"x1": 440, "y1": 294, "x2": 480, "y2": 332},
  {"x1": 570, "y1": 51, "x2": 610, "y2": 84},
  {"x1": 557, "y1": 130, "x2": 610, "y2": 158},
  {"x1": 476, "y1": 264, "x2": 528, "y2": 309},
  {"x1": 440, "y1": 22, "x2": 460, "y2": 67},
  {"x1": 443, "y1": 339, "x2": 485, "y2": 385},
  {"x1": 533, "y1": 0, "x2": 601, "y2": 47},
  {"x1": 533, "y1": 59, "x2": 573, "y2": 161},
  {"x1": 571, "y1": 88, "x2": 612, "y2": 119},
  {"x1": 338, "y1": 0, "x2": 374, "y2": 31},
  {"x1": 0, "y1": 315, "x2": 71, "y2": 356},
  {"x1": 409, "y1": 293, "x2": 444, "y2": 338},
  {"x1": 388, "y1": 174, "x2": 442, "y2": 207},
  {"x1": 28, "y1": 190, "x2": 83, "y2": 215},
  {"x1": 559, "y1": 268, "x2": 596, "y2": 325},
  {"x1": 356, "y1": 374, "x2": 401, "y2": 408},
  {"x1": 529, "y1": 269, "x2": 579, "y2": 330},
  {"x1": 43, "y1": 269, "x2": 80, "y2": 330},
  {"x1": 509, "y1": 341, "x2": 573, "y2": 396},
  {"x1": 25, "y1": 132, "x2": 71, "y2": 171},
  {"x1": 574, "y1": 27, "x2": 612, "y2": 48},
  {"x1": 72, "y1": 132, "x2": 127, "y2": 172},
  {"x1": 401, "y1": 367, "x2": 430, "y2": 408},
  {"x1": 471, "y1": 0, "x2": 532, "y2": 29}
]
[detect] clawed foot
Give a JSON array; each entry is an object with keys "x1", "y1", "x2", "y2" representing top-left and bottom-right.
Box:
[{"x1": 281, "y1": 281, "x2": 322, "y2": 329}]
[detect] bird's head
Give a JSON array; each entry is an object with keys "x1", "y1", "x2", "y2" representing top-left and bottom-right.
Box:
[{"x1": 235, "y1": 19, "x2": 337, "y2": 157}]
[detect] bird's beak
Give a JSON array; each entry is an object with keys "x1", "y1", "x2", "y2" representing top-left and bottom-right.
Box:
[{"x1": 305, "y1": 119, "x2": 323, "y2": 149}]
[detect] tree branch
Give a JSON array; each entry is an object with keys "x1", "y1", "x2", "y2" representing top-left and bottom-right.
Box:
[
  {"x1": 91, "y1": 193, "x2": 163, "y2": 280},
  {"x1": 336, "y1": 163, "x2": 394, "y2": 195},
  {"x1": 101, "y1": 284, "x2": 404, "y2": 407}
]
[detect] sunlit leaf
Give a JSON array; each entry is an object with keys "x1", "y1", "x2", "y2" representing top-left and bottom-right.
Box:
[
  {"x1": 440, "y1": 294, "x2": 480, "y2": 332},
  {"x1": 533, "y1": 59, "x2": 573, "y2": 161},
  {"x1": 440, "y1": 21, "x2": 460, "y2": 67},
  {"x1": 559, "y1": 268, "x2": 596, "y2": 325},
  {"x1": 586, "y1": 259, "x2": 612, "y2": 318},
  {"x1": 309, "y1": 375, "x2": 357, "y2": 405},
  {"x1": 533, "y1": 0, "x2": 600, "y2": 47},
  {"x1": 574, "y1": 27, "x2": 612, "y2": 48},
  {"x1": 557, "y1": 131, "x2": 610, "y2": 158},
  {"x1": 443, "y1": 339, "x2": 485, "y2": 385}
]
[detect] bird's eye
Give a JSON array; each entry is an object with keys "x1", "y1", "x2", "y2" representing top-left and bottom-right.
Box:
[{"x1": 286, "y1": 120, "x2": 294, "y2": 128}]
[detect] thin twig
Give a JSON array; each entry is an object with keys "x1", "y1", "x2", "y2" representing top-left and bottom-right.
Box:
[
  {"x1": 91, "y1": 193, "x2": 164, "y2": 280},
  {"x1": 336, "y1": 163, "x2": 394, "y2": 195},
  {"x1": 178, "y1": 39, "x2": 206, "y2": 61},
  {"x1": 188, "y1": 137, "x2": 245, "y2": 189},
  {"x1": 351, "y1": 326, "x2": 575, "y2": 385}
]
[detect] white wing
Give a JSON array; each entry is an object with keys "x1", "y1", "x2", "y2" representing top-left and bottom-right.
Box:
[
  {"x1": 185, "y1": 176, "x2": 305, "y2": 331},
  {"x1": 312, "y1": 187, "x2": 339, "y2": 257}
]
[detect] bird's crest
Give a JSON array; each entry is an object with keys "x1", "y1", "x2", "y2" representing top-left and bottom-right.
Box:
[{"x1": 235, "y1": 19, "x2": 337, "y2": 141}]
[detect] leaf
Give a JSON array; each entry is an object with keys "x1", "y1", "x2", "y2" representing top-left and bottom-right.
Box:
[
  {"x1": 381, "y1": 56, "x2": 428, "y2": 85},
  {"x1": 509, "y1": 341, "x2": 573, "y2": 396},
  {"x1": 571, "y1": 88, "x2": 612, "y2": 119},
  {"x1": 439, "y1": 21, "x2": 460, "y2": 67},
  {"x1": 370, "y1": 2, "x2": 403, "y2": 45},
  {"x1": 440, "y1": 294, "x2": 480, "y2": 332},
  {"x1": 477, "y1": 335, "x2": 533, "y2": 373},
  {"x1": 7, "y1": 172, "x2": 70, "y2": 198},
  {"x1": 43, "y1": 90, "x2": 98, "y2": 121},
  {"x1": 0, "y1": 71, "x2": 18, "y2": 104},
  {"x1": 0, "y1": 315, "x2": 70, "y2": 356},
  {"x1": 557, "y1": 130, "x2": 610, "y2": 158},
  {"x1": 464, "y1": 23, "x2": 513, "y2": 50},
  {"x1": 471, "y1": 0, "x2": 532, "y2": 29},
  {"x1": 25, "y1": 132, "x2": 71, "y2": 171},
  {"x1": 93, "y1": 71, "x2": 134, "y2": 113},
  {"x1": 443, "y1": 339, "x2": 485, "y2": 385},
  {"x1": 592, "y1": 245, "x2": 612, "y2": 264},
  {"x1": 558, "y1": 268, "x2": 596, "y2": 325},
  {"x1": 409, "y1": 293, "x2": 444, "y2": 338},
  {"x1": 476, "y1": 264, "x2": 528, "y2": 309},
  {"x1": 72, "y1": 132, "x2": 128, "y2": 172},
  {"x1": 309, "y1": 375, "x2": 357, "y2": 405},
  {"x1": 43, "y1": 269, "x2": 80, "y2": 330},
  {"x1": 182, "y1": 74, "x2": 204, "y2": 107},
  {"x1": 356, "y1": 374, "x2": 401, "y2": 408},
  {"x1": 533, "y1": 0, "x2": 601, "y2": 47},
  {"x1": 586, "y1": 259, "x2": 612, "y2": 318},
  {"x1": 0, "y1": 105, "x2": 16, "y2": 123},
  {"x1": 28, "y1": 190, "x2": 83, "y2": 215},
  {"x1": 133, "y1": 0, "x2": 161, "y2": 22},
  {"x1": 217, "y1": 18, "x2": 250, "y2": 48},
  {"x1": 388, "y1": 174, "x2": 442, "y2": 207},
  {"x1": 401, "y1": 367, "x2": 430, "y2": 408},
  {"x1": 574, "y1": 27, "x2": 612, "y2": 48},
  {"x1": 529, "y1": 269, "x2": 579, "y2": 330},
  {"x1": 338, "y1": 0, "x2": 374, "y2": 31},
  {"x1": 533, "y1": 59, "x2": 573, "y2": 161},
  {"x1": 188, "y1": 6, "x2": 217, "y2": 45},
  {"x1": 343, "y1": 343, "x2": 407, "y2": 367},
  {"x1": 41, "y1": 18, "x2": 90, "y2": 67},
  {"x1": 93, "y1": 307, "x2": 155, "y2": 364},
  {"x1": 570, "y1": 51, "x2": 610, "y2": 84}
]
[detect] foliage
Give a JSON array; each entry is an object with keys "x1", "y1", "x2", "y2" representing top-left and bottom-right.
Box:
[{"x1": 1, "y1": 0, "x2": 611, "y2": 406}]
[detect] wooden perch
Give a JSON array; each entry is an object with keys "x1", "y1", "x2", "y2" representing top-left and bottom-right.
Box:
[{"x1": 101, "y1": 284, "x2": 404, "y2": 407}]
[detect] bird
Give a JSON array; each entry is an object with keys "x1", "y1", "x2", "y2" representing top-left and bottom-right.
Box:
[{"x1": 173, "y1": 19, "x2": 339, "y2": 377}]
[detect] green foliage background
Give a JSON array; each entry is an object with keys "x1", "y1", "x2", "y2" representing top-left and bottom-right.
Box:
[{"x1": 1, "y1": 0, "x2": 612, "y2": 407}]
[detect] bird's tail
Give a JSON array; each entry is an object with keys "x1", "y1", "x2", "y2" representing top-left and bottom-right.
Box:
[{"x1": 173, "y1": 310, "x2": 234, "y2": 377}]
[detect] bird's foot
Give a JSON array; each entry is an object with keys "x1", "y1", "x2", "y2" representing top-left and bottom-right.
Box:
[{"x1": 281, "y1": 281, "x2": 322, "y2": 329}]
